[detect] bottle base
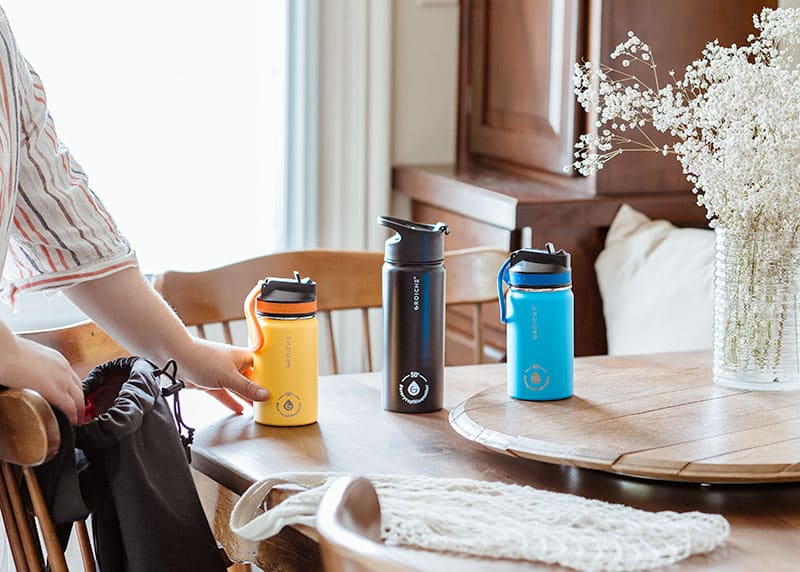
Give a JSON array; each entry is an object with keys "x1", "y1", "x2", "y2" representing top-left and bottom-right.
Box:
[
  {"x1": 253, "y1": 417, "x2": 319, "y2": 427},
  {"x1": 508, "y1": 393, "x2": 573, "y2": 402},
  {"x1": 383, "y1": 405, "x2": 443, "y2": 414}
]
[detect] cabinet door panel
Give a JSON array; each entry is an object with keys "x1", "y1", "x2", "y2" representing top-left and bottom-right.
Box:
[{"x1": 468, "y1": 0, "x2": 582, "y2": 175}]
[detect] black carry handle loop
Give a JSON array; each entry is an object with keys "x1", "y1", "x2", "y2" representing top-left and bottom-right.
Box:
[{"x1": 152, "y1": 359, "x2": 196, "y2": 463}]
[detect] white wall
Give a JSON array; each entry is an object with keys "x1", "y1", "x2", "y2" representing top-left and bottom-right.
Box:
[
  {"x1": 391, "y1": 0, "x2": 459, "y2": 166},
  {"x1": 1, "y1": 1, "x2": 286, "y2": 274}
]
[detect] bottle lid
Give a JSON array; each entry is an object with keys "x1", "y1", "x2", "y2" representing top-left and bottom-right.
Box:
[
  {"x1": 256, "y1": 271, "x2": 317, "y2": 317},
  {"x1": 507, "y1": 243, "x2": 571, "y2": 288},
  {"x1": 378, "y1": 216, "x2": 449, "y2": 264}
]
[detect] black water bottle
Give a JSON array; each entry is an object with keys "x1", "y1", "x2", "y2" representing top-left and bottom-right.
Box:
[{"x1": 378, "y1": 216, "x2": 449, "y2": 413}]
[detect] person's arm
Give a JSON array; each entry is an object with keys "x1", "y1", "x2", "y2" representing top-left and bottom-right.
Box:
[
  {"x1": 64, "y1": 267, "x2": 268, "y2": 410},
  {"x1": 0, "y1": 320, "x2": 85, "y2": 425}
]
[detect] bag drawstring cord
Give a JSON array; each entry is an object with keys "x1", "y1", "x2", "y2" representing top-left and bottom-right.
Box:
[{"x1": 152, "y1": 358, "x2": 195, "y2": 463}]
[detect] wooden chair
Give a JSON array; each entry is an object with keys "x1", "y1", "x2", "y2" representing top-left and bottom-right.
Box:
[
  {"x1": 3, "y1": 322, "x2": 250, "y2": 571},
  {"x1": 153, "y1": 247, "x2": 508, "y2": 373},
  {"x1": 0, "y1": 321, "x2": 127, "y2": 572},
  {"x1": 154, "y1": 250, "x2": 383, "y2": 374},
  {"x1": 443, "y1": 247, "x2": 507, "y2": 364},
  {"x1": 19, "y1": 321, "x2": 130, "y2": 379},
  {"x1": 317, "y1": 476, "x2": 417, "y2": 572}
]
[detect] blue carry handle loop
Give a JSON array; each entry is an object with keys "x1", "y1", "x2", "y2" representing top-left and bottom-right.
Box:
[{"x1": 497, "y1": 256, "x2": 512, "y2": 324}]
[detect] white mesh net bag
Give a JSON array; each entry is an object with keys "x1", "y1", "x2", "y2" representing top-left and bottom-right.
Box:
[{"x1": 230, "y1": 472, "x2": 729, "y2": 572}]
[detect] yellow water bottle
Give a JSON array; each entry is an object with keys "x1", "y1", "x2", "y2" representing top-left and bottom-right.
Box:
[{"x1": 244, "y1": 272, "x2": 318, "y2": 426}]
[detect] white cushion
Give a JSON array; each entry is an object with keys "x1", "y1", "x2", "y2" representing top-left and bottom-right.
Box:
[{"x1": 595, "y1": 204, "x2": 714, "y2": 356}]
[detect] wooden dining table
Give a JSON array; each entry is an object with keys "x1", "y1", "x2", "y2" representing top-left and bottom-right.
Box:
[{"x1": 181, "y1": 351, "x2": 800, "y2": 571}]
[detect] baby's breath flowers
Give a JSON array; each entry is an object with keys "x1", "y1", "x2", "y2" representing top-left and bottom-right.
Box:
[
  {"x1": 570, "y1": 7, "x2": 800, "y2": 385},
  {"x1": 569, "y1": 7, "x2": 800, "y2": 232}
]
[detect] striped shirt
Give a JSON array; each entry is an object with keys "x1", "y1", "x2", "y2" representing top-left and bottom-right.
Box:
[{"x1": 0, "y1": 7, "x2": 137, "y2": 306}]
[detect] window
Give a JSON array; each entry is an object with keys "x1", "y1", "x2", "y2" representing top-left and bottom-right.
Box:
[{"x1": 2, "y1": 1, "x2": 288, "y2": 272}]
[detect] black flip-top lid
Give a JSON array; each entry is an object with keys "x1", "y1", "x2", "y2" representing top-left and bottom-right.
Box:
[
  {"x1": 258, "y1": 272, "x2": 316, "y2": 303},
  {"x1": 378, "y1": 216, "x2": 449, "y2": 264},
  {"x1": 507, "y1": 243, "x2": 571, "y2": 287}
]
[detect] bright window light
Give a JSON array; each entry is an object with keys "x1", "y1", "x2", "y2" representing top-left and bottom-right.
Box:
[{"x1": 2, "y1": 1, "x2": 287, "y2": 272}]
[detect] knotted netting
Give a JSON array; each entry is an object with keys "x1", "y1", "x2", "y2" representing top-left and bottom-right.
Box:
[{"x1": 230, "y1": 472, "x2": 729, "y2": 572}]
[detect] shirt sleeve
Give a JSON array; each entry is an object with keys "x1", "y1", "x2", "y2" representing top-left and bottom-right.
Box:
[{"x1": 1, "y1": 54, "x2": 137, "y2": 305}]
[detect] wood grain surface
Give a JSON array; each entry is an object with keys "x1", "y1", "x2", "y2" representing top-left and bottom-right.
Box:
[
  {"x1": 183, "y1": 351, "x2": 800, "y2": 571},
  {"x1": 450, "y1": 354, "x2": 800, "y2": 483}
]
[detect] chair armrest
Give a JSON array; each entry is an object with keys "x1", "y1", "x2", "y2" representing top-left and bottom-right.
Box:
[
  {"x1": 0, "y1": 388, "x2": 60, "y2": 466},
  {"x1": 317, "y1": 476, "x2": 415, "y2": 572}
]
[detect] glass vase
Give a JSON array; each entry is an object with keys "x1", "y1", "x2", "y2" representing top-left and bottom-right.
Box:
[{"x1": 713, "y1": 225, "x2": 800, "y2": 391}]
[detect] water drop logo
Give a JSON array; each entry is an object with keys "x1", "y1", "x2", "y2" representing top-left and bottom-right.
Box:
[
  {"x1": 523, "y1": 364, "x2": 550, "y2": 392},
  {"x1": 399, "y1": 371, "x2": 430, "y2": 405},
  {"x1": 276, "y1": 392, "x2": 302, "y2": 417}
]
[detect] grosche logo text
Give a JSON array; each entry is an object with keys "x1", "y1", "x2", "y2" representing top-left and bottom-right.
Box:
[
  {"x1": 412, "y1": 276, "x2": 421, "y2": 311},
  {"x1": 399, "y1": 371, "x2": 430, "y2": 404},
  {"x1": 523, "y1": 364, "x2": 550, "y2": 392},
  {"x1": 276, "y1": 392, "x2": 302, "y2": 417},
  {"x1": 285, "y1": 336, "x2": 292, "y2": 368}
]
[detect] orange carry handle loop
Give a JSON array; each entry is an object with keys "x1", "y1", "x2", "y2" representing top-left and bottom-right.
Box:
[{"x1": 244, "y1": 283, "x2": 264, "y2": 353}]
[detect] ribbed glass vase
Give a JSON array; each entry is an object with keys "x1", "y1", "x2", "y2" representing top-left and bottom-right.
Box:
[{"x1": 713, "y1": 225, "x2": 800, "y2": 391}]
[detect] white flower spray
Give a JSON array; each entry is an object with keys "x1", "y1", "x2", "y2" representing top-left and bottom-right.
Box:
[{"x1": 570, "y1": 8, "x2": 800, "y2": 381}]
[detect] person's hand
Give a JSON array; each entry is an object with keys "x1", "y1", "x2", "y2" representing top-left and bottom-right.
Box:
[
  {"x1": 0, "y1": 335, "x2": 85, "y2": 425},
  {"x1": 174, "y1": 337, "x2": 268, "y2": 414},
  {"x1": 63, "y1": 269, "x2": 269, "y2": 415}
]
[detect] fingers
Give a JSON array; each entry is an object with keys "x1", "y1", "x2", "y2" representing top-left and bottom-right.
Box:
[
  {"x1": 51, "y1": 393, "x2": 78, "y2": 426},
  {"x1": 225, "y1": 373, "x2": 270, "y2": 402},
  {"x1": 48, "y1": 370, "x2": 84, "y2": 426},
  {"x1": 206, "y1": 388, "x2": 245, "y2": 415},
  {"x1": 169, "y1": 338, "x2": 266, "y2": 408},
  {"x1": 66, "y1": 372, "x2": 85, "y2": 425},
  {"x1": 4, "y1": 338, "x2": 87, "y2": 425}
]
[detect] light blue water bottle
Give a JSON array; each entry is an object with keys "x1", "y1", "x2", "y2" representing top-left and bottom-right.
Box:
[{"x1": 498, "y1": 244, "x2": 574, "y2": 401}]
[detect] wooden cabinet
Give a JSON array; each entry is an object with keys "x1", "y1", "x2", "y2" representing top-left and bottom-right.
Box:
[
  {"x1": 396, "y1": 0, "x2": 775, "y2": 359},
  {"x1": 467, "y1": 0, "x2": 583, "y2": 176},
  {"x1": 461, "y1": 0, "x2": 771, "y2": 194}
]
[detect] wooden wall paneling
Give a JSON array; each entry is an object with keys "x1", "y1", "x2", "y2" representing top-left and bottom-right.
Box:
[
  {"x1": 591, "y1": 0, "x2": 777, "y2": 195},
  {"x1": 532, "y1": 224, "x2": 608, "y2": 356},
  {"x1": 456, "y1": 0, "x2": 473, "y2": 169}
]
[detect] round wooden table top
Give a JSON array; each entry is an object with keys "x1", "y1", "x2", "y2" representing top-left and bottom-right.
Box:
[{"x1": 449, "y1": 356, "x2": 800, "y2": 484}]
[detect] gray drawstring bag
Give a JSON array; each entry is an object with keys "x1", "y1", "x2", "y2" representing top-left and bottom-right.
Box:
[{"x1": 36, "y1": 357, "x2": 226, "y2": 572}]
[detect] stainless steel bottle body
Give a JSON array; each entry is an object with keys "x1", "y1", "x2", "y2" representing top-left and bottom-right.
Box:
[
  {"x1": 382, "y1": 261, "x2": 445, "y2": 413},
  {"x1": 505, "y1": 285, "x2": 574, "y2": 401}
]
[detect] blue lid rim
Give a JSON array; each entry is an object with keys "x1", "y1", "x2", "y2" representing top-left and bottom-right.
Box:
[{"x1": 508, "y1": 271, "x2": 571, "y2": 288}]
